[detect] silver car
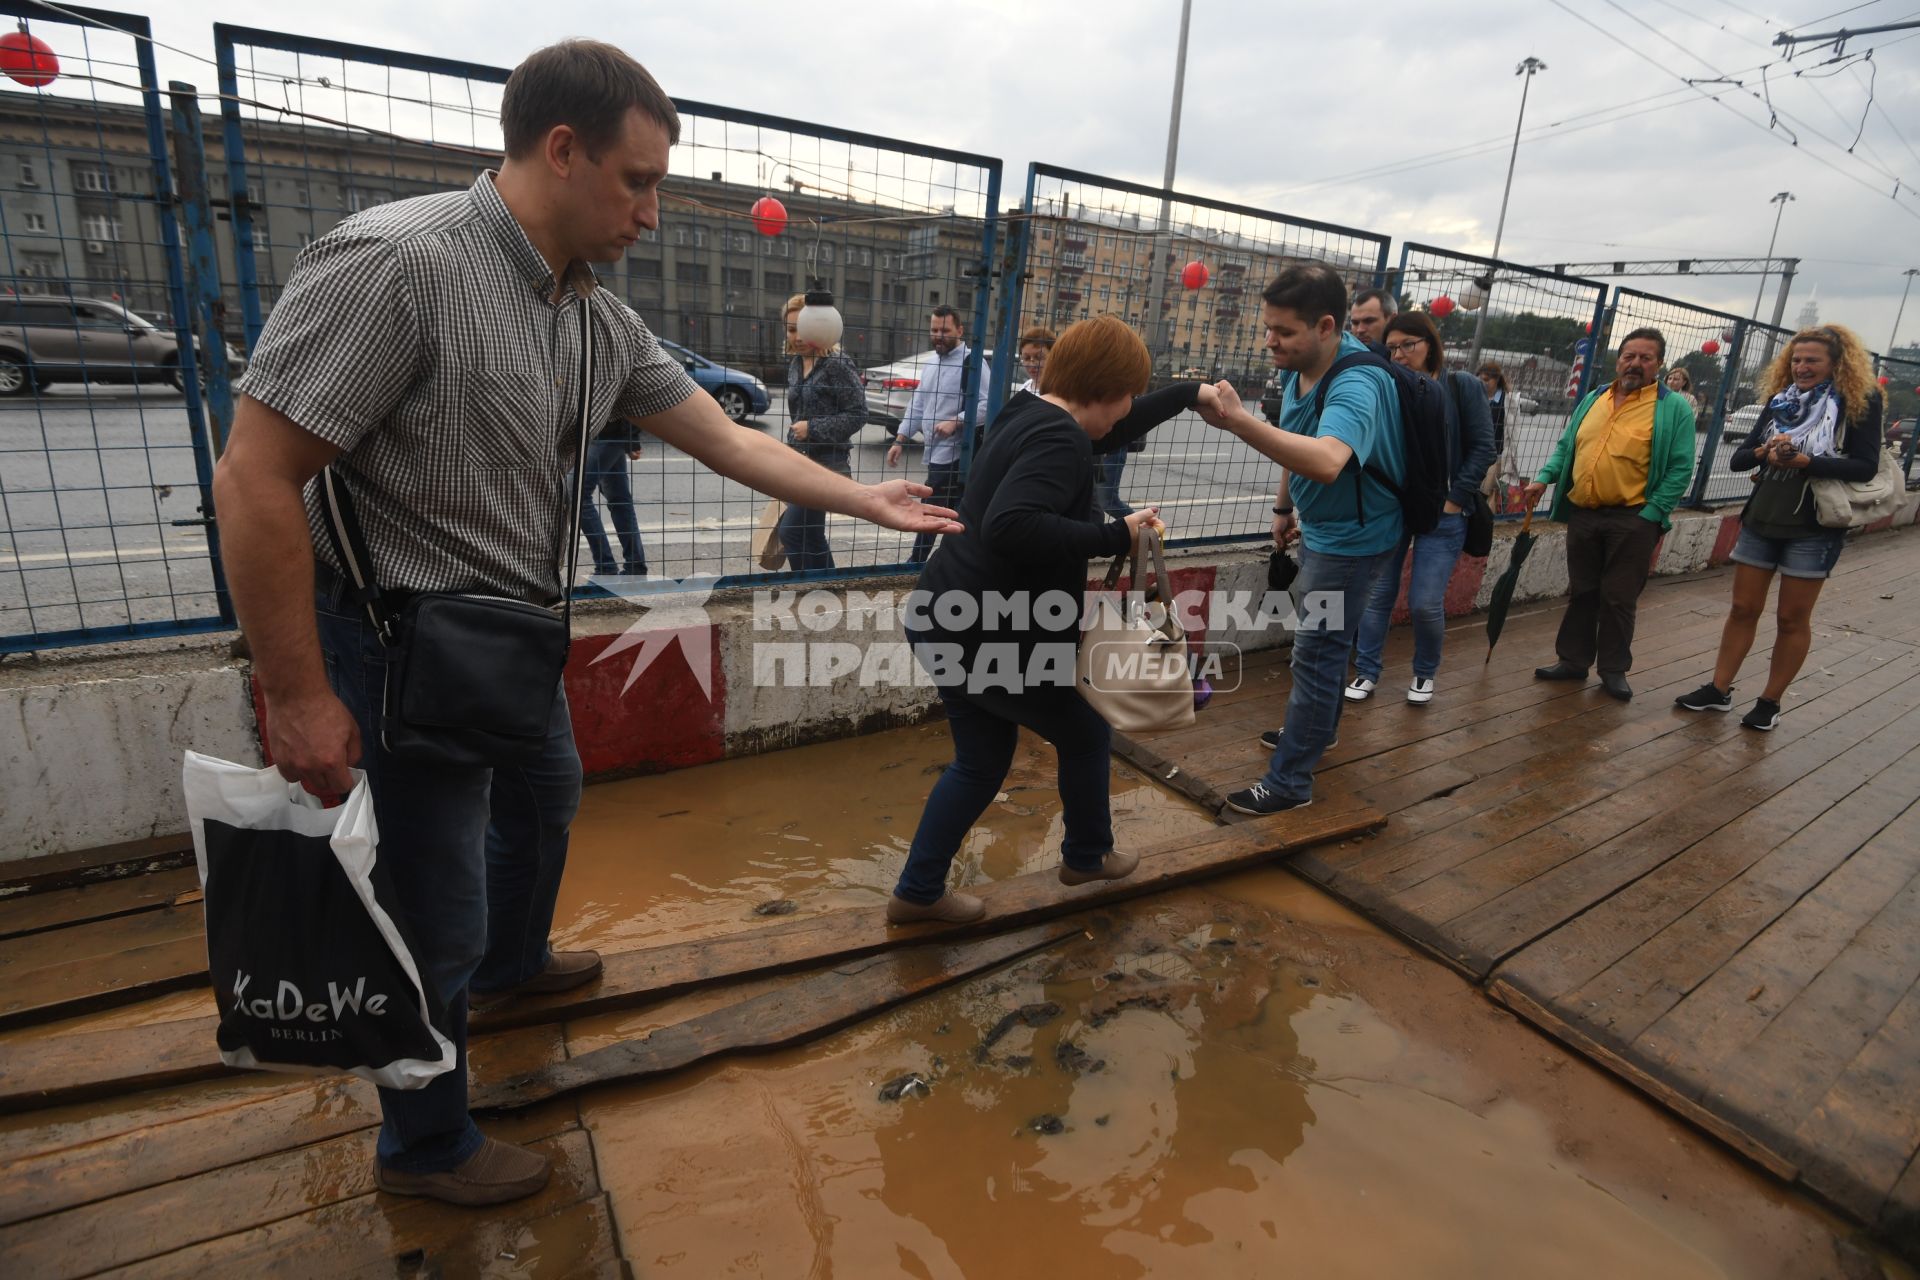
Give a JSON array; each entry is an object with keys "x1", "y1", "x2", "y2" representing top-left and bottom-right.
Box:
[{"x1": 0, "y1": 296, "x2": 243, "y2": 396}]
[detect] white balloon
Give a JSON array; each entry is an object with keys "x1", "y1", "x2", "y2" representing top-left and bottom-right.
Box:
[
  {"x1": 796, "y1": 298, "x2": 844, "y2": 347},
  {"x1": 1460, "y1": 280, "x2": 1489, "y2": 311}
]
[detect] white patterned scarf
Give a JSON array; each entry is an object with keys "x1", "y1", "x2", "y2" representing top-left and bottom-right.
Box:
[{"x1": 1765, "y1": 379, "x2": 1841, "y2": 459}]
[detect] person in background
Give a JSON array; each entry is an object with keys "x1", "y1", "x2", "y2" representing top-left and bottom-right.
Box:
[
  {"x1": 1477, "y1": 360, "x2": 1513, "y2": 512},
  {"x1": 1524, "y1": 328, "x2": 1696, "y2": 702},
  {"x1": 888, "y1": 305, "x2": 992, "y2": 563},
  {"x1": 777, "y1": 292, "x2": 866, "y2": 571},
  {"x1": 578, "y1": 418, "x2": 646, "y2": 578},
  {"x1": 1348, "y1": 311, "x2": 1496, "y2": 704},
  {"x1": 1347, "y1": 287, "x2": 1398, "y2": 347},
  {"x1": 891, "y1": 315, "x2": 1218, "y2": 923},
  {"x1": 1665, "y1": 366, "x2": 1703, "y2": 417},
  {"x1": 1016, "y1": 324, "x2": 1053, "y2": 394},
  {"x1": 1674, "y1": 324, "x2": 1883, "y2": 730}
]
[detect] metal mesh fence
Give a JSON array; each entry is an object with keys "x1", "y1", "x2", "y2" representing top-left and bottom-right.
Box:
[
  {"x1": 0, "y1": 3, "x2": 229, "y2": 652},
  {"x1": 1872, "y1": 352, "x2": 1920, "y2": 483},
  {"x1": 1396, "y1": 244, "x2": 1608, "y2": 518},
  {"x1": 1704, "y1": 319, "x2": 1794, "y2": 506},
  {"x1": 214, "y1": 24, "x2": 1000, "y2": 586},
  {"x1": 996, "y1": 164, "x2": 1390, "y2": 544},
  {"x1": 1602, "y1": 288, "x2": 1747, "y2": 507}
]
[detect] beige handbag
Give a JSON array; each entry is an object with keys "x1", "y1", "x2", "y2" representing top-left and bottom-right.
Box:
[
  {"x1": 1809, "y1": 431, "x2": 1906, "y2": 530},
  {"x1": 753, "y1": 497, "x2": 787, "y2": 571},
  {"x1": 1077, "y1": 527, "x2": 1196, "y2": 734}
]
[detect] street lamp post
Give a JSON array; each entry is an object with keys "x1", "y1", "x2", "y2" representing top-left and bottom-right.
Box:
[
  {"x1": 1749, "y1": 192, "x2": 1795, "y2": 325},
  {"x1": 1889, "y1": 267, "x2": 1919, "y2": 354},
  {"x1": 1467, "y1": 56, "x2": 1546, "y2": 373}
]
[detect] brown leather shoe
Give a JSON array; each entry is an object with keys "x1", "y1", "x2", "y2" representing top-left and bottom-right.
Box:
[
  {"x1": 1059, "y1": 850, "x2": 1140, "y2": 887},
  {"x1": 471, "y1": 951, "x2": 603, "y2": 1011},
  {"x1": 885, "y1": 892, "x2": 986, "y2": 924},
  {"x1": 373, "y1": 1136, "x2": 550, "y2": 1206}
]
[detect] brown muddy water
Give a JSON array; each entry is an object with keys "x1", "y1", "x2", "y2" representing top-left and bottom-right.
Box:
[
  {"x1": 554, "y1": 723, "x2": 1891, "y2": 1280},
  {"x1": 0, "y1": 720, "x2": 1903, "y2": 1277}
]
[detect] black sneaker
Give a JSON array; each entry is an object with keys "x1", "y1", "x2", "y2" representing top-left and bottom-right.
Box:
[
  {"x1": 1257, "y1": 727, "x2": 1338, "y2": 751},
  {"x1": 1223, "y1": 783, "x2": 1313, "y2": 816},
  {"x1": 1742, "y1": 698, "x2": 1781, "y2": 732},
  {"x1": 1674, "y1": 683, "x2": 1733, "y2": 713}
]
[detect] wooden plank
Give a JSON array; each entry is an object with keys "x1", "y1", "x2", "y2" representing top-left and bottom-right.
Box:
[
  {"x1": 0, "y1": 800, "x2": 1383, "y2": 1114},
  {"x1": 0, "y1": 834, "x2": 194, "y2": 898},
  {"x1": 1633, "y1": 804, "x2": 1920, "y2": 1090},
  {"x1": 475, "y1": 922, "x2": 1076, "y2": 1110},
  {"x1": 1882, "y1": 1149, "x2": 1920, "y2": 1260},
  {"x1": 1787, "y1": 974, "x2": 1920, "y2": 1225},
  {"x1": 1495, "y1": 739, "x2": 1920, "y2": 1036},
  {"x1": 0, "y1": 907, "x2": 209, "y2": 1031},
  {"x1": 88, "y1": 1125, "x2": 599, "y2": 1280},
  {"x1": 0, "y1": 869, "x2": 201, "y2": 942},
  {"x1": 0, "y1": 1100, "x2": 587, "y2": 1279},
  {"x1": 1438, "y1": 655, "x2": 1920, "y2": 973},
  {"x1": 0, "y1": 1025, "x2": 567, "y2": 1228}
]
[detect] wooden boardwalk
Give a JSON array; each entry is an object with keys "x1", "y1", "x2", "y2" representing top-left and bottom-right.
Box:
[{"x1": 1114, "y1": 524, "x2": 1920, "y2": 1253}]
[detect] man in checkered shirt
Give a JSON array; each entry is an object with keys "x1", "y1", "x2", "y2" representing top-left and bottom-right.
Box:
[{"x1": 211, "y1": 40, "x2": 961, "y2": 1207}]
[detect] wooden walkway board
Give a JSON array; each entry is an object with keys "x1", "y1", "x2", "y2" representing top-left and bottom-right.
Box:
[
  {"x1": 0, "y1": 800, "x2": 1381, "y2": 1113},
  {"x1": 1123, "y1": 527, "x2": 1920, "y2": 1255}
]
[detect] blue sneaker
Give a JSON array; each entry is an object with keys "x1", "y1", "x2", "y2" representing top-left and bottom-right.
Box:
[{"x1": 1223, "y1": 783, "x2": 1313, "y2": 817}]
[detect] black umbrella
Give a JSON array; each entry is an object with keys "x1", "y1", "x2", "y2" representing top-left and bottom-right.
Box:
[{"x1": 1483, "y1": 509, "x2": 1538, "y2": 663}]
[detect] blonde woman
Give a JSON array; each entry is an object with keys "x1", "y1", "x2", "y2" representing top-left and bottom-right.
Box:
[
  {"x1": 777, "y1": 293, "x2": 866, "y2": 570},
  {"x1": 1675, "y1": 324, "x2": 1884, "y2": 730}
]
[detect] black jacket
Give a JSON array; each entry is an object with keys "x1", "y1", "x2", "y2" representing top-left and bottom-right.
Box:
[
  {"x1": 914, "y1": 383, "x2": 1199, "y2": 665},
  {"x1": 1731, "y1": 391, "x2": 1883, "y2": 528},
  {"x1": 784, "y1": 353, "x2": 865, "y2": 475}
]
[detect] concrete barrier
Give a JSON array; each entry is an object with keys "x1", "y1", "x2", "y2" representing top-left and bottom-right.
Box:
[{"x1": 6, "y1": 493, "x2": 1917, "y2": 862}]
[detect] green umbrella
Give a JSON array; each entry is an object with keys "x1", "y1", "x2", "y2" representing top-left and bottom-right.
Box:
[{"x1": 1483, "y1": 508, "x2": 1538, "y2": 663}]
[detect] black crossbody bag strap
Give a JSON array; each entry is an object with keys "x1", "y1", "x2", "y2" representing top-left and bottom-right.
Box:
[{"x1": 319, "y1": 292, "x2": 597, "y2": 636}]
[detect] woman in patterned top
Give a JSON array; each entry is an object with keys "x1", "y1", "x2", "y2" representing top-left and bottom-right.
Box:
[{"x1": 777, "y1": 292, "x2": 867, "y2": 570}]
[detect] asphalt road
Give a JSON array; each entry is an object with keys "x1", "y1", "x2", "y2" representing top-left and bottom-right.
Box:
[{"x1": 1, "y1": 383, "x2": 1755, "y2": 646}]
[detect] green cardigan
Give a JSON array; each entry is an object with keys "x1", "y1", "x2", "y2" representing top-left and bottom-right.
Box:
[{"x1": 1534, "y1": 383, "x2": 1697, "y2": 530}]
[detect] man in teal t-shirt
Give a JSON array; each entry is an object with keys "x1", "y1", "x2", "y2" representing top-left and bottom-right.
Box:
[{"x1": 1199, "y1": 260, "x2": 1406, "y2": 816}]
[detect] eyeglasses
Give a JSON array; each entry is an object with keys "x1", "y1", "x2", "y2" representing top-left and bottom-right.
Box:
[{"x1": 1384, "y1": 339, "x2": 1427, "y2": 356}]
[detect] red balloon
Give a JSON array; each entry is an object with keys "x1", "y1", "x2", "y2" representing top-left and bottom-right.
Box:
[
  {"x1": 1181, "y1": 260, "x2": 1209, "y2": 290},
  {"x1": 749, "y1": 196, "x2": 787, "y2": 238},
  {"x1": 0, "y1": 30, "x2": 58, "y2": 87},
  {"x1": 1701, "y1": 339, "x2": 1721, "y2": 355},
  {"x1": 1429, "y1": 295, "x2": 1455, "y2": 319},
  {"x1": 1878, "y1": 375, "x2": 1892, "y2": 386}
]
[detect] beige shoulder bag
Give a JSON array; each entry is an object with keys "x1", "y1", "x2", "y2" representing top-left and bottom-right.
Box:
[{"x1": 1077, "y1": 527, "x2": 1196, "y2": 734}]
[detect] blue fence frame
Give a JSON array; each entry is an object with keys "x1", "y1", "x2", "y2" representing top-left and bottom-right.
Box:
[
  {"x1": 211, "y1": 23, "x2": 1002, "y2": 594},
  {"x1": 0, "y1": 1, "x2": 230, "y2": 653}
]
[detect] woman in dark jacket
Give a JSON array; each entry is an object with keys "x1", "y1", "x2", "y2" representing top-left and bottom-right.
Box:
[
  {"x1": 1348, "y1": 312, "x2": 1498, "y2": 705},
  {"x1": 888, "y1": 315, "x2": 1220, "y2": 924},
  {"x1": 1675, "y1": 324, "x2": 1883, "y2": 730},
  {"x1": 777, "y1": 293, "x2": 866, "y2": 570}
]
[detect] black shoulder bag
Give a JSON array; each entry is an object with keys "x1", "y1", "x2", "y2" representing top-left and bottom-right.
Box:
[{"x1": 318, "y1": 298, "x2": 594, "y2": 767}]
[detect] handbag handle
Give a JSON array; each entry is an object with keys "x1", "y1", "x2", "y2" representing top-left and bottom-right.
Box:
[
  {"x1": 319, "y1": 291, "x2": 596, "y2": 638},
  {"x1": 1140, "y1": 526, "x2": 1186, "y2": 644}
]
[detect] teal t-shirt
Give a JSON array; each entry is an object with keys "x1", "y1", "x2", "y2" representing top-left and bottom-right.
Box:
[{"x1": 1276, "y1": 332, "x2": 1406, "y2": 556}]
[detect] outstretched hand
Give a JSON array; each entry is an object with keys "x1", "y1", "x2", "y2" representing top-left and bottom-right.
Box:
[
  {"x1": 1199, "y1": 379, "x2": 1245, "y2": 429},
  {"x1": 862, "y1": 478, "x2": 964, "y2": 535}
]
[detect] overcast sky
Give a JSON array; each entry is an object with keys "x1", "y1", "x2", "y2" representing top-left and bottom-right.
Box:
[{"x1": 127, "y1": 0, "x2": 1920, "y2": 351}]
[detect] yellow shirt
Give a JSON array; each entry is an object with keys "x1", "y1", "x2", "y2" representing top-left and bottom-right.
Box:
[{"x1": 1569, "y1": 384, "x2": 1658, "y2": 508}]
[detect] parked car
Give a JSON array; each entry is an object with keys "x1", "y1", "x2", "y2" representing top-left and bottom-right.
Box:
[
  {"x1": 656, "y1": 338, "x2": 770, "y2": 422},
  {"x1": 1722, "y1": 403, "x2": 1765, "y2": 445},
  {"x1": 860, "y1": 348, "x2": 995, "y2": 431},
  {"x1": 0, "y1": 296, "x2": 244, "y2": 396}
]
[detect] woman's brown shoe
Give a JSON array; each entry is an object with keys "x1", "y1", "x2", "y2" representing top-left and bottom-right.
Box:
[
  {"x1": 885, "y1": 892, "x2": 987, "y2": 924},
  {"x1": 1059, "y1": 850, "x2": 1140, "y2": 887}
]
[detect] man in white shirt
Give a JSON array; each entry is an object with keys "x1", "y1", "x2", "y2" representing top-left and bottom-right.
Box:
[{"x1": 887, "y1": 304, "x2": 992, "y2": 562}]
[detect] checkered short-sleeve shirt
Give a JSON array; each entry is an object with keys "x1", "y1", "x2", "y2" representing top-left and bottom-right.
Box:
[{"x1": 235, "y1": 172, "x2": 699, "y2": 603}]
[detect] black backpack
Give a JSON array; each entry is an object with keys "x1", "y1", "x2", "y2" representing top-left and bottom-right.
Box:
[{"x1": 1310, "y1": 349, "x2": 1451, "y2": 536}]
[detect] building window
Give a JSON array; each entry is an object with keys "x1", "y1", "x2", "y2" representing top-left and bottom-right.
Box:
[
  {"x1": 858, "y1": 248, "x2": 871, "y2": 267},
  {"x1": 844, "y1": 275, "x2": 871, "y2": 300},
  {"x1": 19, "y1": 160, "x2": 37, "y2": 187},
  {"x1": 957, "y1": 289, "x2": 971, "y2": 311},
  {"x1": 18, "y1": 251, "x2": 59, "y2": 283},
  {"x1": 929, "y1": 290, "x2": 940, "y2": 305},
  {"x1": 818, "y1": 243, "x2": 835, "y2": 265},
  {"x1": 23, "y1": 212, "x2": 47, "y2": 233},
  {"x1": 764, "y1": 271, "x2": 792, "y2": 296},
  {"x1": 631, "y1": 257, "x2": 663, "y2": 279},
  {"x1": 676, "y1": 261, "x2": 708, "y2": 284},
  {"x1": 81, "y1": 214, "x2": 123, "y2": 243},
  {"x1": 346, "y1": 187, "x2": 389, "y2": 212},
  {"x1": 725, "y1": 266, "x2": 753, "y2": 289},
  {"x1": 731, "y1": 233, "x2": 749, "y2": 253},
  {"x1": 692, "y1": 228, "x2": 706, "y2": 248},
  {"x1": 74, "y1": 165, "x2": 115, "y2": 193}
]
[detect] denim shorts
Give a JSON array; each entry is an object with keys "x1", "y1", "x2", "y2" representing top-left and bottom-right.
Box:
[{"x1": 1730, "y1": 525, "x2": 1846, "y2": 579}]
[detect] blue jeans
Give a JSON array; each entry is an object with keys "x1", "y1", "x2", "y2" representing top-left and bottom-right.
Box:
[
  {"x1": 896, "y1": 675, "x2": 1113, "y2": 904},
  {"x1": 1262, "y1": 546, "x2": 1393, "y2": 802},
  {"x1": 578, "y1": 438, "x2": 645, "y2": 575},
  {"x1": 909, "y1": 460, "x2": 963, "y2": 563},
  {"x1": 1352, "y1": 512, "x2": 1469, "y2": 682},
  {"x1": 777, "y1": 502, "x2": 834, "y2": 571},
  {"x1": 1094, "y1": 452, "x2": 1133, "y2": 518},
  {"x1": 314, "y1": 577, "x2": 582, "y2": 1173}
]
